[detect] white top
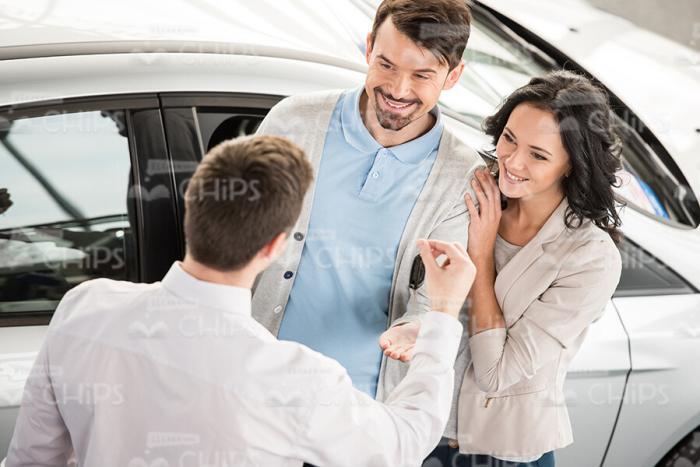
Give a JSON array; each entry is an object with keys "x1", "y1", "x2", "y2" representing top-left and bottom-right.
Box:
[
  {"x1": 6, "y1": 262, "x2": 463, "y2": 467},
  {"x1": 494, "y1": 233, "x2": 523, "y2": 274},
  {"x1": 492, "y1": 235, "x2": 541, "y2": 464}
]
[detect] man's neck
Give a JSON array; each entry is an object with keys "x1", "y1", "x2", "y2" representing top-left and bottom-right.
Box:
[
  {"x1": 359, "y1": 90, "x2": 436, "y2": 148},
  {"x1": 180, "y1": 257, "x2": 256, "y2": 290}
]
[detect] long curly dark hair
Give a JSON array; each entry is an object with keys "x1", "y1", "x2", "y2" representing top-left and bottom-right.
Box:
[{"x1": 483, "y1": 70, "x2": 624, "y2": 243}]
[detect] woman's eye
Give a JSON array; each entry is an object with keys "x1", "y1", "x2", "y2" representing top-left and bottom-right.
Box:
[
  {"x1": 380, "y1": 63, "x2": 391, "y2": 70},
  {"x1": 415, "y1": 74, "x2": 428, "y2": 80},
  {"x1": 503, "y1": 133, "x2": 514, "y2": 143},
  {"x1": 532, "y1": 153, "x2": 547, "y2": 161}
]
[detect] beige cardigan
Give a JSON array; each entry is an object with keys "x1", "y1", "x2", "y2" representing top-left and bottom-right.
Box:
[{"x1": 455, "y1": 198, "x2": 622, "y2": 458}]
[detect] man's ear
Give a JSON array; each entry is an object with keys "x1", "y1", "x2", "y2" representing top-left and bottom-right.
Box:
[
  {"x1": 442, "y1": 59, "x2": 466, "y2": 90},
  {"x1": 365, "y1": 32, "x2": 373, "y2": 65},
  {"x1": 260, "y1": 231, "x2": 288, "y2": 264}
]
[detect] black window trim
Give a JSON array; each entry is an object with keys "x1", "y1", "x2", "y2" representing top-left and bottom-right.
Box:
[
  {"x1": 614, "y1": 237, "x2": 698, "y2": 298},
  {"x1": 159, "y1": 92, "x2": 284, "y2": 258}
]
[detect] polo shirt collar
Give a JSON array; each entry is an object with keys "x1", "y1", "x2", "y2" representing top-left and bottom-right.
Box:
[
  {"x1": 340, "y1": 86, "x2": 444, "y2": 165},
  {"x1": 161, "y1": 262, "x2": 252, "y2": 315}
]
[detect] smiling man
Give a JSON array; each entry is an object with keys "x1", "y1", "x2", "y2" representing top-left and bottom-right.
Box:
[{"x1": 252, "y1": 0, "x2": 483, "y2": 435}]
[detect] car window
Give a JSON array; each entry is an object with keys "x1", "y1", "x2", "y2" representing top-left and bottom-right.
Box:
[
  {"x1": 160, "y1": 93, "x2": 279, "y2": 257},
  {"x1": 614, "y1": 122, "x2": 699, "y2": 227},
  {"x1": 614, "y1": 238, "x2": 695, "y2": 297},
  {"x1": 198, "y1": 109, "x2": 266, "y2": 153},
  {"x1": 0, "y1": 110, "x2": 137, "y2": 317}
]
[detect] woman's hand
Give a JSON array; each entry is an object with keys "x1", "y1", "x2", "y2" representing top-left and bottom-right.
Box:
[
  {"x1": 465, "y1": 167, "x2": 502, "y2": 264},
  {"x1": 379, "y1": 321, "x2": 421, "y2": 362}
]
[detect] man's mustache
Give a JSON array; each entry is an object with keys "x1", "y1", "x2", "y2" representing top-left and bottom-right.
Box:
[{"x1": 374, "y1": 88, "x2": 421, "y2": 106}]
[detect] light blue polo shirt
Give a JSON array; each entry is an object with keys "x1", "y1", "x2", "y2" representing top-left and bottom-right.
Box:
[{"x1": 277, "y1": 87, "x2": 443, "y2": 397}]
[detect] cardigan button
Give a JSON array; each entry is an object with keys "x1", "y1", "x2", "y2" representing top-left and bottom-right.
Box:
[
  {"x1": 283, "y1": 271, "x2": 294, "y2": 279},
  {"x1": 448, "y1": 439, "x2": 459, "y2": 449},
  {"x1": 293, "y1": 232, "x2": 304, "y2": 241}
]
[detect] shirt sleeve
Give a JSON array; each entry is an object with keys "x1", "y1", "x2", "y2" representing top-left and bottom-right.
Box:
[
  {"x1": 468, "y1": 238, "x2": 622, "y2": 394},
  {"x1": 295, "y1": 311, "x2": 463, "y2": 467},
  {"x1": 5, "y1": 335, "x2": 71, "y2": 466}
]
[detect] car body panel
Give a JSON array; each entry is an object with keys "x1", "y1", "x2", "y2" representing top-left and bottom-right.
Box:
[
  {"x1": 0, "y1": 53, "x2": 365, "y2": 108},
  {"x1": 607, "y1": 293, "x2": 700, "y2": 466},
  {"x1": 557, "y1": 302, "x2": 630, "y2": 467},
  {"x1": 0, "y1": 0, "x2": 369, "y2": 64}
]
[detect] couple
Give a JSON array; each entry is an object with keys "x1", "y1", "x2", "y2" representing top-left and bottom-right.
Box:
[{"x1": 7, "y1": 1, "x2": 622, "y2": 467}]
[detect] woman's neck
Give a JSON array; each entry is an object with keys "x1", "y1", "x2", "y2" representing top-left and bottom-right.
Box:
[{"x1": 500, "y1": 191, "x2": 565, "y2": 244}]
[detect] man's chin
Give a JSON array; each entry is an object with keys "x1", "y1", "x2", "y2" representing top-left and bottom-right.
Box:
[{"x1": 376, "y1": 111, "x2": 414, "y2": 131}]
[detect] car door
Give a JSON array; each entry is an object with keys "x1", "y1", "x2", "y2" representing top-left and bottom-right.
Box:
[
  {"x1": 0, "y1": 94, "x2": 179, "y2": 456},
  {"x1": 603, "y1": 238, "x2": 700, "y2": 467}
]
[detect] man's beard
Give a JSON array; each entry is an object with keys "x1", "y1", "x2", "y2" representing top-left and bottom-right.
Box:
[{"x1": 373, "y1": 88, "x2": 422, "y2": 131}]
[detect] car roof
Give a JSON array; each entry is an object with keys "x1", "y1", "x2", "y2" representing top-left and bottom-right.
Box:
[
  {"x1": 478, "y1": 0, "x2": 700, "y2": 203},
  {"x1": 0, "y1": 0, "x2": 377, "y2": 108},
  {"x1": 0, "y1": 0, "x2": 371, "y2": 63}
]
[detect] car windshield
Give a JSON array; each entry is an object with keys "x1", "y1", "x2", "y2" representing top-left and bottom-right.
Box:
[{"x1": 438, "y1": 8, "x2": 551, "y2": 127}]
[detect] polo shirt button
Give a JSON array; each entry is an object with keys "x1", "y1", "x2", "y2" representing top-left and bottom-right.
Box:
[
  {"x1": 372, "y1": 171, "x2": 379, "y2": 179},
  {"x1": 293, "y1": 232, "x2": 304, "y2": 241},
  {"x1": 283, "y1": 271, "x2": 294, "y2": 279},
  {"x1": 273, "y1": 305, "x2": 283, "y2": 314}
]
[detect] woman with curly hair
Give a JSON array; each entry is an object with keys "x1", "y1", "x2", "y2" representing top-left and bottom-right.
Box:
[{"x1": 381, "y1": 70, "x2": 624, "y2": 467}]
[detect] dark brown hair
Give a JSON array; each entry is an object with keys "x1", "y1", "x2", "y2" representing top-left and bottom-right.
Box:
[
  {"x1": 184, "y1": 135, "x2": 313, "y2": 270},
  {"x1": 484, "y1": 70, "x2": 624, "y2": 243},
  {"x1": 370, "y1": 0, "x2": 472, "y2": 70}
]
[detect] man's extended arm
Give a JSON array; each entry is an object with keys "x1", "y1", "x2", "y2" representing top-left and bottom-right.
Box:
[{"x1": 295, "y1": 240, "x2": 475, "y2": 466}]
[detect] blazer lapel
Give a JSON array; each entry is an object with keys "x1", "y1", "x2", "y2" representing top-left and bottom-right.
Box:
[{"x1": 494, "y1": 198, "x2": 570, "y2": 313}]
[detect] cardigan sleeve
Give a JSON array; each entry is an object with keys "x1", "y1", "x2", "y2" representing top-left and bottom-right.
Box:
[{"x1": 389, "y1": 158, "x2": 483, "y2": 328}]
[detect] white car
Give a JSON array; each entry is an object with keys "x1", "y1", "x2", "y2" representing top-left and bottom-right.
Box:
[{"x1": 1, "y1": 1, "x2": 699, "y2": 467}]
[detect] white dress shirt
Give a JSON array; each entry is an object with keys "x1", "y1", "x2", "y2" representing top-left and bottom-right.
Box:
[{"x1": 7, "y1": 262, "x2": 462, "y2": 467}]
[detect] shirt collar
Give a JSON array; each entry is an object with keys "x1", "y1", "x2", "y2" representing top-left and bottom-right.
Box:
[
  {"x1": 340, "y1": 86, "x2": 444, "y2": 165},
  {"x1": 161, "y1": 262, "x2": 252, "y2": 315}
]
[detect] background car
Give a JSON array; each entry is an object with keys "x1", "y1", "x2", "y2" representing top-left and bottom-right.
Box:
[{"x1": 1, "y1": 1, "x2": 699, "y2": 466}]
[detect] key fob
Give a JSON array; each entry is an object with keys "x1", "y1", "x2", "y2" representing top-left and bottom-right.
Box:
[{"x1": 409, "y1": 254, "x2": 425, "y2": 290}]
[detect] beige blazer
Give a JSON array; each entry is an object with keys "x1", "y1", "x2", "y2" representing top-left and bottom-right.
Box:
[{"x1": 455, "y1": 197, "x2": 622, "y2": 459}]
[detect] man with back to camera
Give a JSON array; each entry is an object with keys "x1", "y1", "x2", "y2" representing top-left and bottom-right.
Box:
[
  {"x1": 6, "y1": 135, "x2": 477, "y2": 466},
  {"x1": 253, "y1": 0, "x2": 482, "y2": 437}
]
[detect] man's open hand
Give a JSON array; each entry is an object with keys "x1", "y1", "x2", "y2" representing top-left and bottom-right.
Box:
[{"x1": 379, "y1": 321, "x2": 421, "y2": 362}]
